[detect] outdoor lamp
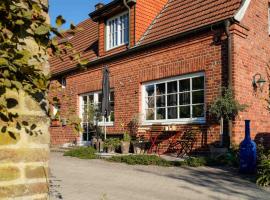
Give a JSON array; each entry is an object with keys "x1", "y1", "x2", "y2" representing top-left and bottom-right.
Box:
[{"x1": 252, "y1": 73, "x2": 266, "y2": 91}]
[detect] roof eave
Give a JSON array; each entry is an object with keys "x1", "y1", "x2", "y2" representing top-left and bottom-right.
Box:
[{"x1": 52, "y1": 19, "x2": 231, "y2": 78}]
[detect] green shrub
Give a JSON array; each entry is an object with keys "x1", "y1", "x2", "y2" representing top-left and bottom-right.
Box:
[
  {"x1": 108, "y1": 155, "x2": 176, "y2": 166},
  {"x1": 64, "y1": 147, "x2": 97, "y2": 159},
  {"x1": 104, "y1": 138, "x2": 121, "y2": 148},
  {"x1": 183, "y1": 157, "x2": 207, "y2": 167},
  {"x1": 256, "y1": 144, "x2": 270, "y2": 187},
  {"x1": 122, "y1": 133, "x2": 131, "y2": 142}
]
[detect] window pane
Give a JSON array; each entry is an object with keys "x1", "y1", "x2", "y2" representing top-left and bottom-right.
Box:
[
  {"x1": 156, "y1": 83, "x2": 165, "y2": 95},
  {"x1": 110, "y1": 91, "x2": 114, "y2": 102},
  {"x1": 167, "y1": 94, "x2": 178, "y2": 106},
  {"x1": 98, "y1": 93, "x2": 102, "y2": 103},
  {"x1": 146, "y1": 109, "x2": 154, "y2": 120},
  {"x1": 179, "y1": 92, "x2": 190, "y2": 105},
  {"x1": 167, "y1": 81, "x2": 177, "y2": 94},
  {"x1": 192, "y1": 76, "x2": 204, "y2": 90},
  {"x1": 156, "y1": 95, "x2": 165, "y2": 107},
  {"x1": 168, "y1": 107, "x2": 178, "y2": 119},
  {"x1": 146, "y1": 97, "x2": 155, "y2": 108},
  {"x1": 83, "y1": 96, "x2": 87, "y2": 105},
  {"x1": 146, "y1": 85, "x2": 154, "y2": 97},
  {"x1": 180, "y1": 106, "x2": 191, "y2": 118},
  {"x1": 110, "y1": 102, "x2": 114, "y2": 111},
  {"x1": 110, "y1": 112, "x2": 115, "y2": 122},
  {"x1": 192, "y1": 91, "x2": 204, "y2": 104},
  {"x1": 179, "y1": 79, "x2": 190, "y2": 92},
  {"x1": 89, "y1": 95, "x2": 94, "y2": 104},
  {"x1": 156, "y1": 108, "x2": 165, "y2": 120},
  {"x1": 193, "y1": 105, "x2": 204, "y2": 118}
]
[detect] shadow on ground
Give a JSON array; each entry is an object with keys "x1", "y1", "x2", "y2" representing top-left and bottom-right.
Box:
[{"x1": 135, "y1": 166, "x2": 269, "y2": 200}]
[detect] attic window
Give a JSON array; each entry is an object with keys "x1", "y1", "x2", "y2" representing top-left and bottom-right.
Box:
[{"x1": 106, "y1": 12, "x2": 129, "y2": 50}]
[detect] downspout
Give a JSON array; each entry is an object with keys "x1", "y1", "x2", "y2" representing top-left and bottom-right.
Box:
[
  {"x1": 123, "y1": 0, "x2": 131, "y2": 48},
  {"x1": 224, "y1": 20, "x2": 232, "y2": 147}
]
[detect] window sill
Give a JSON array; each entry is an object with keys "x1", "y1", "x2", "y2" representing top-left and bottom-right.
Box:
[
  {"x1": 97, "y1": 122, "x2": 114, "y2": 127},
  {"x1": 106, "y1": 43, "x2": 128, "y2": 52},
  {"x1": 142, "y1": 119, "x2": 206, "y2": 126}
]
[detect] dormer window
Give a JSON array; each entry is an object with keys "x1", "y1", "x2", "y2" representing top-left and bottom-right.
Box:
[{"x1": 106, "y1": 12, "x2": 129, "y2": 50}]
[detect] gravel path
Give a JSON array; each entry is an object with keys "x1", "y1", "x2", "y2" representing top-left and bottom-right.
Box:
[{"x1": 50, "y1": 152, "x2": 269, "y2": 200}]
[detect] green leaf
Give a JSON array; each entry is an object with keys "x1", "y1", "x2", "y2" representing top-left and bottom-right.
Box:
[
  {"x1": 6, "y1": 98, "x2": 18, "y2": 109},
  {"x1": 34, "y1": 24, "x2": 50, "y2": 35},
  {"x1": 15, "y1": 20, "x2": 24, "y2": 25},
  {"x1": 22, "y1": 121, "x2": 29, "y2": 126},
  {"x1": 1, "y1": 126, "x2": 7, "y2": 133},
  {"x1": 8, "y1": 131, "x2": 16, "y2": 140},
  {"x1": 56, "y1": 15, "x2": 66, "y2": 27},
  {"x1": 0, "y1": 58, "x2": 9, "y2": 66},
  {"x1": 30, "y1": 124, "x2": 37, "y2": 130}
]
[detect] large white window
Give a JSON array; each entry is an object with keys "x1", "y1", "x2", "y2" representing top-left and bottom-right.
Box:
[
  {"x1": 80, "y1": 91, "x2": 114, "y2": 141},
  {"x1": 106, "y1": 12, "x2": 129, "y2": 50},
  {"x1": 142, "y1": 73, "x2": 205, "y2": 124}
]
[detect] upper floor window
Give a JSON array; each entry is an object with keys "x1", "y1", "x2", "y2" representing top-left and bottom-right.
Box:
[
  {"x1": 106, "y1": 12, "x2": 129, "y2": 50},
  {"x1": 142, "y1": 72, "x2": 205, "y2": 124}
]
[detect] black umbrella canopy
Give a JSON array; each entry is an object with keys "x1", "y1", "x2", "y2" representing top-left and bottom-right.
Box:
[{"x1": 101, "y1": 66, "x2": 111, "y2": 119}]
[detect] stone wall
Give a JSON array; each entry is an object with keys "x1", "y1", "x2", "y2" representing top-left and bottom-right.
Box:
[{"x1": 0, "y1": 0, "x2": 50, "y2": 198}]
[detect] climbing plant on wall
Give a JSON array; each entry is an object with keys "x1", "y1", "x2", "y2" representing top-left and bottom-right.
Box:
[{"x1": 0, "y1": 0, "x2": 85, "y2": 137}]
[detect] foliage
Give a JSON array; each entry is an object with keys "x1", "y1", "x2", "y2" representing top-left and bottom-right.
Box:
[
  {"x1": 0, "y1": 0, "x2": 87, "y2": 139},
  {"x1": 64, "y1": 147, "x2": 97, "y2": 159},
  {"x1": 256, "y1": 144, "x2": 270, "y2": 187},
  {"x1": 209, "y1": 87, "x2": 247, "y2": 121},
  {"x1": 122, "y1": 133, "x2": 131, "y2": 142},
  {"x1": 52, "y1": 110, "x2": 60, "y2": 121},
  {"x1": 107, "y1": 155, "x2": 178, "y2": 166},
  {"x1": 103, "y1": 138, "x2": 121, "y2": 149}
]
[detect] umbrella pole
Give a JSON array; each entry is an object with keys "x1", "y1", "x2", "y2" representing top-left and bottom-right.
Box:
[{"x1": 104, "y1": 117, "x2": 107, "y2": 140}]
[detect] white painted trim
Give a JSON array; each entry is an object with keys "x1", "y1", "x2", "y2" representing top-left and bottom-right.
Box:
[
  {"x1": 141, "y1": 72, "x2": 206, "y2": 124},
  {"x1": 234, "y1": 0, "x2": 251, "y2": 22},
  {"x1": 106, "y1": 11, "x2": 129, "y2": 51}
]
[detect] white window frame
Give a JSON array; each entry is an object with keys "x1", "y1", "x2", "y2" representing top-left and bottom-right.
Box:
[
  {"x1": 141, "y1": 72, "x2": 206, "y2": 125},
  {"x1": 106, "y1": 11, "x2": 129, "y2": 51},
  {"x1": 79, "y1": 91, "x2": 114, "y2": 127}
]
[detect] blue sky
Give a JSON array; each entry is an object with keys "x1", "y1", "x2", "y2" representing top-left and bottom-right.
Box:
[{"x1": 49, "y1": 0, "x2": 111, "y2": 29}]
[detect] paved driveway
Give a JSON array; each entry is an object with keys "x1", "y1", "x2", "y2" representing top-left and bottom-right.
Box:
[{"x1": 50, "y1": 152, "x2": 269, "y2": 200}]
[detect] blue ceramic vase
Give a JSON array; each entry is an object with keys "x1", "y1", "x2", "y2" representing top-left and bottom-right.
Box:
[{"x1": 239, "y1": 120, "x2": 257, "y2": 174}]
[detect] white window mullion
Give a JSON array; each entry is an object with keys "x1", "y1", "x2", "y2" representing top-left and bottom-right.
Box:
[{"x1": 154, "y1": 84, "x2": 157, "y2": 120}]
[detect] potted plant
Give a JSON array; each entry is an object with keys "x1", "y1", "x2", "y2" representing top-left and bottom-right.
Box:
[
  {"x1": 51, "y1": 111, "x2": 61, "y2": 127},
  {"x1": 132, "y1": 135, "x2": 147, "y2": 154},
  {"x1": 209, "y1": 87, "x2": 247, "y2": 151},
  {"x1": 104, "y1": 138, "x2": 121, "y2": 153},
  {"x1": 121, "y1": 133, "x2": 131, "y2": 154}
]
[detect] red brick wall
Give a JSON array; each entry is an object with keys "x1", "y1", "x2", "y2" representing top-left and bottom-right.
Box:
[
  {"x1": 231, "y1": 0, "x2": 270, "y2": 148},
  {"x1": 49, "y1": 30, "x2": 226, "y2": 151},
  {"x1": 135, "y1": 0, "x2": 168, "y2": 43}
]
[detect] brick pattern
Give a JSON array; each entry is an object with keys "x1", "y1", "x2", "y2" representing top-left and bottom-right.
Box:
[
  {"x1": 49, "y1": 31, "x2": 227, "y2": 152},
  {"x1": 231, "y1": 0, "x2": 270, "y2": 147}
]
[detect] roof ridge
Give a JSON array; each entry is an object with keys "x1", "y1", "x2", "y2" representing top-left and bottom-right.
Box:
[{"x1": 136, "y1": 0, "x2": 173, "y2": 46}]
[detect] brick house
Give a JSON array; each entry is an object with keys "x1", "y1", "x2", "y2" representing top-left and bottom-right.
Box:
[{"x1": 49, "y1": 0, "x2": 270, "y2": 151}]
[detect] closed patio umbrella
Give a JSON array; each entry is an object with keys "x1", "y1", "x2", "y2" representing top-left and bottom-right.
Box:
[{"x1": 101, "y1": 65, "x2": 111, "y2": 140}]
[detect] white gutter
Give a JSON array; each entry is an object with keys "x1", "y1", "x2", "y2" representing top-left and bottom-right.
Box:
[{"x1": 234, "y1": 0, "x2": 251, "y2": 22}]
